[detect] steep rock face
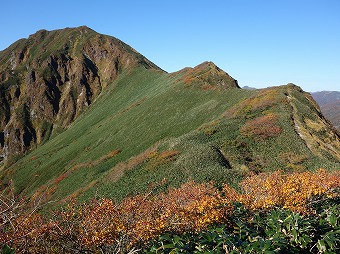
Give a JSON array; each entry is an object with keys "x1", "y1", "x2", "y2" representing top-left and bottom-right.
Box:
[{"x1": 0, "y1": 26, "x2": 161, "y2": 160}]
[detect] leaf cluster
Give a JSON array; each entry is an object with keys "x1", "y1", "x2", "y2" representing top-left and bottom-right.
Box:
[{"x1": 147, "y1": 197, "x2": 340, "y2": 253}]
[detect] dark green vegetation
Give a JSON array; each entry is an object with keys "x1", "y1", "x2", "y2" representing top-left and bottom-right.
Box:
[{"x1": 145, "y1": 195, "x2": 340, "y2": 253}]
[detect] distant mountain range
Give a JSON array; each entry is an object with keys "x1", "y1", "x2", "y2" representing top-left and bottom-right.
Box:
[
  {"x1": 242, "y1": 86, "x2": 257, "y2": 90},
  {"x1": 311, "y1": 91, "x2": 340, "y2": 130},
  {"x1": 0, "y1": 27, "x2": 339, "y2": 207}
]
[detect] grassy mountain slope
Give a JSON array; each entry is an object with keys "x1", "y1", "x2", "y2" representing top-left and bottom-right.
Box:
[
  {"x1": 0, "y1": 27, "x2": 339, "y2": 207},
  {"x1": 3, "y1": 75, "x2": 340, "y2": 205},
  {"x1": 2, "y1": 64, "x2": 246, "y2": 202}
]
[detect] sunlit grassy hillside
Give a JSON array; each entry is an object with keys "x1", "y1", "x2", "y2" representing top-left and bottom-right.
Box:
[{"x1": 2, "y1": 64, "x2": 339, "y2": 207}]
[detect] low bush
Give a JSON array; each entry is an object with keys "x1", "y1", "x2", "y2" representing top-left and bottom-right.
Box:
[
  {"x1": 240, "y1": 113, "x2": 282, "y2": 140},
  {"x1": 1, "y1": 169, "x2": 340, "y2": 253},
  {"x1": 147, "y1": 197, "x2": 340, "y2": 253}
]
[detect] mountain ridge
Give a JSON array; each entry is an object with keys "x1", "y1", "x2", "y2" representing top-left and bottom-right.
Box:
[
  {"x1": 0, "y1": 26, "x2": 339, "y2": 207},
  {"x1": 173, "y1": 61, "x2": 239, "y2": 90}
]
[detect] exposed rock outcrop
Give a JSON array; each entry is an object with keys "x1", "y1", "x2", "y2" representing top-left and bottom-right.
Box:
[{"x1": 0, "y1": 26, "x2": 161, "y2": 160}]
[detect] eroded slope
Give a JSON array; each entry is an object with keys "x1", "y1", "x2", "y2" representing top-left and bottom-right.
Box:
[{"x1": 0, "y1": 26, "x2": 160, "y2": 160}]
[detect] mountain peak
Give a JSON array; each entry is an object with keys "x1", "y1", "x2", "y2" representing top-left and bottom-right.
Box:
[
  {"x1": 27, "y1": 26, "x2": 95, "y2": 42},
  {"x1": 176, "y1": 61, "x2": 239, "y2": 89},
  {"x1": 0, "y1": 26, "x2": 162, "y2": 159},
  {"x1": 2, "y1": 26, "x2": 161, "y2": 73},
  {"x1": 30, "y1": 25, "x2": 93, "y2": 34},
  {"x1": 74, "y1": 25, "x2": 93, "y2": 31},
  {"x1": 196, "y1": 61, "x2": 219, "y2": 69}
]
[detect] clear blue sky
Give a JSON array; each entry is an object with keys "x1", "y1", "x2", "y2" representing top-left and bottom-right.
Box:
[{"x1": 1, "y1": 0, "x2": 339, "y2": 92}]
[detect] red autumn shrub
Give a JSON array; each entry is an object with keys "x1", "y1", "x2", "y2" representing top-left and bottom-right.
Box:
[{"x1": 240, "y1": 113, "x2": 282, "y2": 139}]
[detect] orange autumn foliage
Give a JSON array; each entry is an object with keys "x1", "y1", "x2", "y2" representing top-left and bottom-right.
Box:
[
  {"x1": 1, "y1": 169, "x2": 340, "y2": 252},
  {"x1": 239, "y1": 169, "x2": 340, "y2": 213}
]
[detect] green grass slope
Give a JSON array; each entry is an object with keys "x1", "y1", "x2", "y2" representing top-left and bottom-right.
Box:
[
  {"x1": 91, "y1": 84, "x2": 340, "y2": 202},
  {"x1": 2, "y1": 65, "x2": 247, "y2": 201},
  {"x1": 2, "y1": 65, "x2": 340, "y2": 205}
]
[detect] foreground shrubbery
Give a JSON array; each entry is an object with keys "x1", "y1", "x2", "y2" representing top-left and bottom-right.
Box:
[
  {"x1": 147, "y1": 198, "x2": 340, "y2": 253},
  {"x1": 1, "y1": 169, "x2": 340, "y2": 253}
]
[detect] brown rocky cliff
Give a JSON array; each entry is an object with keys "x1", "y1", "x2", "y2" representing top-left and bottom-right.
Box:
[{"x1": 0, "y1": 26, "x2": 162, "y2": 160}]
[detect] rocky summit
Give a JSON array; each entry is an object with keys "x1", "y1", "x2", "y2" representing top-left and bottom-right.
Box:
[{"x1": 0, "y1": 26, "x2": 159, "y2": 160}]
